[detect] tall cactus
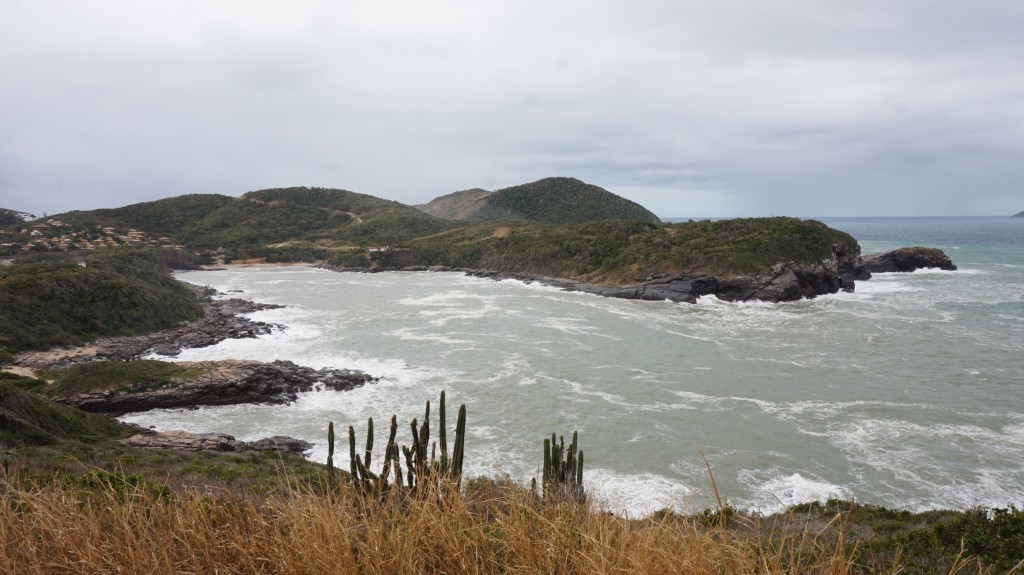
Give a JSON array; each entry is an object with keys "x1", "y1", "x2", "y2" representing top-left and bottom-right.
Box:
[
  {"x1": 542, "y1": 430, "x2": 584, "y2": 503},
  {"x1": 327, "y1": 421, "x2": 335, "y2": 480},
  {"x1": 338, "y1": 390, "x2": 467, "y2": 497}
]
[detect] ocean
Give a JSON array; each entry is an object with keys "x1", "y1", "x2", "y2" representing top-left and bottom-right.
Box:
[{"x1": 121, "y1": 217, "x2": 1024, "y2": 516}]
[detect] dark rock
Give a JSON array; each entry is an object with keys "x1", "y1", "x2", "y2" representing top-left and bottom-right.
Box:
[
  {"x1": 52, "y1": 359, "x2": 377, "y2": 416},
  {"x1": 861, "y1": 247, "x2": 957, "y2": 274},
  {"x1": 121, "y1": 429, "x2": 245, "y2": 451},
  {"x1": 247, "y1": 436, "x2": 313, "y2": 454},
  {"x1": 465, "y1": 259, "x2": 851, "y2": 305},
  {"x1": 122, "y1": 429, "x2": 313, "y2": 454}
]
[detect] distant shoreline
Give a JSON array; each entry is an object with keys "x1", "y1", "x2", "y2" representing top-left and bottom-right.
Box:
[{"x1": 198, "y1": 261, "x2": 316, "y2": 271}]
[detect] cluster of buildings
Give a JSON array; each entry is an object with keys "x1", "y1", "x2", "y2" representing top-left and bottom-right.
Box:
[{"x1": 0, "y1": 219, "x2": 184, "y2": 254}]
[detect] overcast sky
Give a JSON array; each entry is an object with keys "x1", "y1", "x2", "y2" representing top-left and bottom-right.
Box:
[{"x1": 1, "y1": 1, "x2": 1022, "y2": 218}]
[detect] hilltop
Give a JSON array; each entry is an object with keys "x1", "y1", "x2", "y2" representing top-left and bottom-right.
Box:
[
  {"x1": 417, "y1": 177, "x2": 661, "y2": 225},
  {"x1": 1014, "y1": 210, "x2": 1024, "y2": 217},
  {"x1": 416, "y1": 188, "x2": 492, "y2": 220}
]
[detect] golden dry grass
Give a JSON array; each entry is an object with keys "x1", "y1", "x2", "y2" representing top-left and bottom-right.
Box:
[{"x1": 0, "y1": 473, "x2": 868, "y2": 575}]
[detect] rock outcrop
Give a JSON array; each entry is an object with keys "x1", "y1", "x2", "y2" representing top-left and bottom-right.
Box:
[
  {"x1": 53, "y1": 359, "x2": 376, "y2": 415},
  {"x1": 122, "y1": 429, "x2": 312, "y2": 454},
  {"x1": 859, "y1": 247, "x2": 957, "y2": 275},
  {"x1": 467, "y1": 258, "x2": 855, "y2": 304},
  {"x1": 13, "y1": 297, "x2": 284, "y2": 373}
]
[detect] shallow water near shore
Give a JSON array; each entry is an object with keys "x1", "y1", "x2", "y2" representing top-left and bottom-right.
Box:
[{"x1": 122, "y1": 217, "x2": 1024, "y2": 516}]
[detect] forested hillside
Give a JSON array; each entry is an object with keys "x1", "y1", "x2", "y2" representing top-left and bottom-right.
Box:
[
  {"x1": 332, "y1": 217, "x2": 859, "y2": 283},
  {"x1": 50, "y1": 187, "x2": 454, "y2": 256},
  {"x1": 0, "y1": 249, "x2": 203, "y2": 358}
]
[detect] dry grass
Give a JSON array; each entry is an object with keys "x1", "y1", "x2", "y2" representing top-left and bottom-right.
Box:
[{"x1": 0, "y1": 472, "x2": 869, "y2": 575}]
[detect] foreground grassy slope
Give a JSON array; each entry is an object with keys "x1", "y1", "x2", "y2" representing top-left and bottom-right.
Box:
[
  {"x1": 0, "y1": 249, "x2": 203, "y2": 356},
  {"x1": 1, "y1": 465, "x2": 1021, "y2": 574},
  {"x1": 0, "y1": 383, "x2": 1019, "y2": 573},
  {"x1": 340, "y1": 217, "x2": 858, "y2": 282},
  {"x1": 418, "y1": 177, "x2": 661, "y2": 225}
]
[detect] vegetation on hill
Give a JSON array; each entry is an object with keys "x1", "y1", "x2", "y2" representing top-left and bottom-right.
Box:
[
  {"x1": 23, "y1": 182, "x2": 860, "y2": 286},
  {"x1": 418, "y1": 177, "x2": 661, "y2": 225},
  {"x1": 52, "y1": 187, "x2": 455, "y2": 258},
  {"x1": 1014, "y1": 210, "x2": 1024, "y2": 218},
  {"x1": 0, "y1": 249, "x2": 203, "y2": 356},
  {"x1": 335, "y1": 217, "x2": 858, "y2": 283}
]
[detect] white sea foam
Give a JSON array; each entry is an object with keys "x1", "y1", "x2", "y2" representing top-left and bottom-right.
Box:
[
  {"x1": 735, "y1": 470, "x2": 851, "y2": 513},
  {"x1": 584, "y1": 469, "x2": 695, "y2": 517}
]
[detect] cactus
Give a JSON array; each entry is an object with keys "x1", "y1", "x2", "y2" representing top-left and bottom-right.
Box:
[
  {"x1": 541, "y1": 430, "x2": 584, "y2": 503},
  {"x1": 327, "y1": 421, "x2": 335, "y2": 480},
  {"x1": 337, "y1": 391, "x2": 468, "y2": 497}
]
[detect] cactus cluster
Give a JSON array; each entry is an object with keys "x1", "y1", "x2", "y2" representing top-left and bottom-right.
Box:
[
  {"x1": 541, "y1": 431, "x2": 585, "y2": 503},
  {"x1": 329, "y1": 390, "x2": 466, "y2": 495}
]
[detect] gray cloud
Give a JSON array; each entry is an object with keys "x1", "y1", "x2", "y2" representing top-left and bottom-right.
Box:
[{"x1": 1, "y1": 0, "x2": 1022, "y2": 217}]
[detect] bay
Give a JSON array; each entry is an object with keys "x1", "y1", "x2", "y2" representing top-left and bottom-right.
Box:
[{"x1": 122, "y1": 217, "x2": 1024, "y2": 516}]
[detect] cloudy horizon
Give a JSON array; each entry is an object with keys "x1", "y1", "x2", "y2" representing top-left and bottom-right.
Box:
[{"x1": 2, "y1": 1, "x2": 1022, "y2": 218}]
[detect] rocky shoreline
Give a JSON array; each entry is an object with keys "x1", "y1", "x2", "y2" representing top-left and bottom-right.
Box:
[
  {"x1": 8, "y1": 289, "x2": 377, "y2": 453},
  {"x1": 12, "y1": 295, "x2": 285, "y2": 372},
  {"x1": 320, "y1": 246, "x2": 955, "y2": 304},
  {"x1": 53, "y1": 359, "x2": 375, "y2": 416}
]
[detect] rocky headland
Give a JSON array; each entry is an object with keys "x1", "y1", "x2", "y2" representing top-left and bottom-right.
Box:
[
  {"x1": 326, "y1": 244, "x2": 958, "y2": 304},
  {"x1": 51, "y1": 359, "x2": 375, "y2": 416},
  {"x1": 464, "y1": 261, "x2": 853, "y2": 304},
  {"x1": 8, "y1": 291, "x2": 377, "y2": 444},
  {"x1": 12, "y1": 296, "x2": 285, "y2": 373},
  {"x1": 325, "y1": 244, "x2": 861, "y2": 304}
]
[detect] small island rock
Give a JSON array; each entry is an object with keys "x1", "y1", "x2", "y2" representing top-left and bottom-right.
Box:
[{"x1": 859, "y1": 247, "x2": 957, "y2": 275}]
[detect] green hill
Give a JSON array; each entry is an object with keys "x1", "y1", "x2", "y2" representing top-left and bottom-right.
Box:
[
  {"x1": 0, "y1": 249, "x2": 203, "y2": 356},
  {"x1": 53, "y1": 187, "x2": 454, "y2": 259},
  {"x1": 334, "y1": 217, "x2": 858, "y2": 284},
  {"x1": 33, "y1": 183, "x2": 860, "y2": 290},
  {"x1": 418, "y1": 177, "x2": 661, "y2": 225}
]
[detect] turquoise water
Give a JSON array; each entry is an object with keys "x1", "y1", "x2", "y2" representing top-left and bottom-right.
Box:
[{"x1": 122, "y1": 217, "x2": 1024, "y2": 516}]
